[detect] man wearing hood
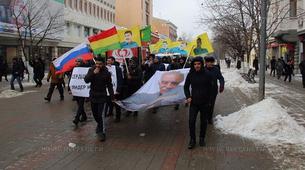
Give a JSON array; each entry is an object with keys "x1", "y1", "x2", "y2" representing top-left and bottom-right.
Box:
[
  {"x1": 184, "y1": 57, "x2": 213, "y2": 149},
  {"x1": 204, "y1": 56, "x2": 224, "y2": 124}
]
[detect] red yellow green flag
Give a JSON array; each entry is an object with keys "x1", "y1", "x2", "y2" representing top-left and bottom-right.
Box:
[{"x1": 88, "y1": 27, "x2": 121, "y2": 55}]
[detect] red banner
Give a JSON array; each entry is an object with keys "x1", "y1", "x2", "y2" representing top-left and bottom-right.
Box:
[{"x1": 107, "y1": 47, "x2": 138, "y2": 63}]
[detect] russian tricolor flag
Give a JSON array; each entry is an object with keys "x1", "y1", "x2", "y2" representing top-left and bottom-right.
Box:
[{"x1": 53, "y1": 43, "x2": 93, "y2": 73}]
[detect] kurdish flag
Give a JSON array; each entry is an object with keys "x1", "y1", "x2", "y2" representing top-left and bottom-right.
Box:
[
  {"x1": 88, "y1": 27, "x2": 121, "y2": 55},
  {"x1": 53, "y1": 43, "x2": 93, "y2": 74},
  {"x1": 140, "y1": 26, "x2": 151, "y2": 42}
]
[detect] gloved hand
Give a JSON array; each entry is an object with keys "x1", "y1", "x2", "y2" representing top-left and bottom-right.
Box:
[{"x1": 219, "y1": 86, "x2": 224, "y2": 93}]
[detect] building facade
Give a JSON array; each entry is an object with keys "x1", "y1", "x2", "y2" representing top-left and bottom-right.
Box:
[
  {"x1": 151, "y1": 17, "x2": 177, "y2": 41},
  {"x1": 115, "y1": 0, "x2": 152, "y2": 28},
  {"x1": 268, "y1": 0, "x2": 301, "y2": 69}
]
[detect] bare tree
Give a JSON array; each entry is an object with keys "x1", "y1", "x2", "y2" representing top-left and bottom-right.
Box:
[
  {"x1": 199, "y1": 0, "x2": 290, "y2": 64},
  {"x1": 10, "y1": 0, "x2": 64, "y2": 61}
]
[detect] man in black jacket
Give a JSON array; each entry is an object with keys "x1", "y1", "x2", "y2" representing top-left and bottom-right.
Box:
[
  {"x1": 270, "y1": 56, "x2": 276, "y2": 77},
  {"x1": 205, "y1": 56, "x2": 224, "y2": 124},
  {"x1": 299, "y1": 59, "x2": 305, "y2": 88},
  {"x1": 84, "y1": 57, "x2": 114, "y2": 141},
  {"x1": 184, "y1": 57, "x2": 213, "y2": 149},
  {"x1": 10, "y1": 58, "x2": 24, "y2": 92}
]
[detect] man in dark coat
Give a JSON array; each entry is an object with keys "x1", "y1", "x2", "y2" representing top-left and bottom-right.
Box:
[
  {"x1": 85, "y1": 57, "x2": 114, "y2": 141},
  {"x1": 10, "y1": 58, "x2": 24, "y2": 92},
  {"x1": 0, "y1": 57, "x2": 8, "y2": 82},
  {"x1": 205, "y1": 56, "x2": 225, "y2": 124},
  {"x1": 270, "y1": 56, "x2": 276, "y2": 77},
  {"x1": 124, "y1": 59, "x2": 143, "y2": 116},
  {"x1": 184, "y1": 57, "x2": 213, "y2": 149},
  {"x1": 299, "y1": 59, "x2": 305, "y2": 88},
  {"x1": 30, "y1": 57, "x2": 45, "y2": 87},
  {"x1": 284, "y1": 59, "x2": 293, "y2": 83}
]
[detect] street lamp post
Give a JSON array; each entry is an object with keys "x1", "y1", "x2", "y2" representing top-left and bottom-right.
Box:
[{"x1": 258, "y1": 0, "x2": 268, "y2": 101}]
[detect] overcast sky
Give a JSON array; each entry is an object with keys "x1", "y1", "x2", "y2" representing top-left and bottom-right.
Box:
[{"x1": 153, "y1": 0, "x2": 211, "y2": 39}]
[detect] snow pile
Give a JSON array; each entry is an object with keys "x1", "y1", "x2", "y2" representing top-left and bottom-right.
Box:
[
  {"x1": 215, "y1": 98, "x2": 305, "y2": 145},
  {"x1": 222, "y1": 69, "x2": 256, "y2": 89},
  {"x1": 0, "y1": 90, "x2": 37, "y2": 98}
]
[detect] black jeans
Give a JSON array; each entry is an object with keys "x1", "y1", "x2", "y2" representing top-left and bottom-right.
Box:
[
  {"x1": 284, "y1": 73, "x2": 292, "y2": 82},
  {"x1": 208, "y1": 94, "x2": 217, "y2": 122},
  {"x1": 33, "y1": 74, "x2": 42, "y2": 86},
  {"x1": 302, "y1": 74, "x2": 305, "y2": 87},
  {"x1": 105, "y1": 94, "x2": 122, "y2": 119},
  {"x1": 270, "y1": 68, "x2": 276, "y2": 77},
  {"x1": 75, "y1": 97, "x2": 86, "y2": 120},
  {"x1": 91, "y1": 102, "x2": 106, "y2": 134},
  {"x1": 189, "y1": 103, "x2": 208, "y2": 140},
  {"x1": 46, "y1": 83, "x2": 64, "y2": 99},
  {"x1": 10, "y1": 75, "x2": 23, "y2": 91}
]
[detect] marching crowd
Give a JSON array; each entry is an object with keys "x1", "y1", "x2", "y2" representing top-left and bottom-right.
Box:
[{"x1": 38, "y1": 54, "x2": 225, "y2": 149}]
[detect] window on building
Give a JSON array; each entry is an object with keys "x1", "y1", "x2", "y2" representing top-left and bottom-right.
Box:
[
  {"x1": 84, "y1": 27, "x2": 90, "y2": 37},
  {"x1": 84, "y1": 1, "x2": 88, "y2": 14},
  {"x1": 69, "y1": 0, "x2": 73, "y2": 8},
  {"x1": 100, "y1": 8, "x2": 103, "y2": 19},
  {"x1": 113, "y1": 13, "x2": 115, "y2": 22},
  {"x1": 104, "y1": 10, "x2": 107, "y2": 20},
  {"x1": 80, "y1": 0, "x2": 83, "y2": 12},
  {"x1": 145, "y1": 1, "x2": 149, "y2": 14},
  {"x1": 107, "y1": 11, "x2": 110, "y2": 21},
  {"x1": 74, "y1": 0, "x2": 77, "y2": 10},
  {"x1": 146, "y1": 14, "x2": 149, "y2": 25},
  {"x1": 89, "y1": 2, "x2": 92, "y2": 15},
  {"x1": 65, "y1": 22, "x2": 70, "y2": 35},
  {"x1": 77, "y1": 25, "x2": 82, "y2": 37},
  {"x1": 93, "y1": 4, "x2": 96, "y2": 17},
  {"x1": 290, "y1": 0, "x2": 297, "y2": 17}
]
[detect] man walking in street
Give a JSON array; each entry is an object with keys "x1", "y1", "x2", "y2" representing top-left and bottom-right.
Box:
[
  {"x1": 253, "y1": 57, "x2": 259, "y2": 75},
  {"x1": 10, "y1": 58, "x2": 24, "y2": 92},
  {"x1": 44, "y1": 58, "x2": 64, "y2": 102},
  {"x1": 204, "y1": 56, "x2": 225, "y2": 124},
  {"x1": 270, "y1": 56, "x2": 276, "y2": 77},
  {"x1": 299, "y1": 58, "x2": 305, "y2": 88},
  {"x1": 84, "y1": 57, "x2": 114, "y2": 142},
  {"x1": 184, "y1": 57, "x2": 213, "y2": 149}
]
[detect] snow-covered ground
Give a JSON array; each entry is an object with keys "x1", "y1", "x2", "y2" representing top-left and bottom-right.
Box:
[
  {"x1": 219, "y1": 64, "x2": 305, "y2": 169},
  {"x1": 0, "y1": 89, "x2": 38, "y2": 98}
]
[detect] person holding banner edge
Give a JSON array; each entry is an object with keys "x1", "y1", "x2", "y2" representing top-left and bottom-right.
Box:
[
  {"x1": 184, "y1": 56, "x2": 213, "y2": 149},
  {"x1": 84, "y1": 57, "x2": 114, "y2": 142}
]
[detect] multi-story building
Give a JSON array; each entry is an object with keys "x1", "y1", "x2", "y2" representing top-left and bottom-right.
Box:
[
  {"x1": 0, "y1": 0, "x2": 117, "y2": 67},
  {"x1": 268, "y1": 0, "x2": 299, "y2": 67},
  {"x1": 115, "y1": 0, "x2": 153, "y2": 28},
  {"x1": 151, "y1": 17, "x2": 177, "y2": 41}
]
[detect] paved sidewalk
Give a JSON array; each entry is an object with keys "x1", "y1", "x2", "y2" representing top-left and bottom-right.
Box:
[{"x1": 0, "y1": 82, "x2": 276, "y2": 169}]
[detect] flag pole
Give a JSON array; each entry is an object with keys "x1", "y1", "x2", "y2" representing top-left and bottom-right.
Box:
[{"x1": 183, "y1": 45, "x2": 195, "y2": 68}]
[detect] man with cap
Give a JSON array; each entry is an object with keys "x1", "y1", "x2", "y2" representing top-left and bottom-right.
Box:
[
  {"x1": 84, "y1": 57, "x2": 114, "y2": 141},
  {"x1": 204, "y1": 56, "x2": 224, "y2": 124},
  {"x1": 72, "y1": 58, "x2": 88, "y2": 126},
  {"x1": 184, "y1": 56, "x2": 213, "y2": 149}
]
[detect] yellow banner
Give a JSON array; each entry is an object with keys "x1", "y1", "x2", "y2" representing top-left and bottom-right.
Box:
[
  {"x1": 118, "y1": 26, "x2": 142, "y2": 48},
  {"x1": 190, "y1": 33, "x2": 214, "y2": 56}
]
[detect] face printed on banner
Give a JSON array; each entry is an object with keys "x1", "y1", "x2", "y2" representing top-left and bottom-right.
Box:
[
  {"x1": 162, "y1": 41, "x2": 168, "y2": 49},
  {"x1": 159, "y1": 71, "x2": 184, "y2": 94},
  {"x1": 194, "y1": 61, "x2": 202, "y2": 71},
  {"x1": 124, "y1": 31, "x2": 133, "y2": 43}
]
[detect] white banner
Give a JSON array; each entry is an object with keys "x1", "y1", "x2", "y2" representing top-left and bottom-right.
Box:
[
  {"x1": 69, "y1": 67, "x2": 90, "y2": 97},
  {"x1": 116, "y1": 68, "x2": 190, "y2": 111},
  {"x1": 106, "y1": 65, "x2": 118, "y2": 95}
]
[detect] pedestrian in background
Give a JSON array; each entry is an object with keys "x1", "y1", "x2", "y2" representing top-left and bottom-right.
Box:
[
  {"x1": 276, "y1": 57, "x2": 285, "y2": 79},
  {"x1": 0, "y1": 57, "x2": 8, "y2": 82},
  {"x1": 270, "y1": 56, "x2": 276, "y2": 77},
  {"x1": 299, "y1": 58, "x2": 305, "y2": 88},
  {"x1": 29, "y1": 57, "x2": 45, "y2": 87},
  {"x1": 284, "y1": 59, "x2": 293, "y2": 83},
  {"x1": 44, "y1": 57, "x2": 64, "y2": 102},
  {"x1": 184, "y1": 57, "x2": 213, "y2": 149},
  {"x1": 10, "y1": 57, "x2": 24, "y2": 92}
]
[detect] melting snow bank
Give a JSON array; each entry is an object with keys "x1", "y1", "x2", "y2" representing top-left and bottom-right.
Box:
[
  {"x1": 215, "y1": 98, "x2": 305, "y2": 169},
  {"x1": 0, "y1": 90, "x2": 37, "y2": 98}
]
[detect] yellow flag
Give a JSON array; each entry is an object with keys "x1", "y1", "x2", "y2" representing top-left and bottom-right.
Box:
[
  {"x1": 118, "y1": 26, "x2": 142, "y2": 48},
  {"x1": 190, "y1": 33, "x2": 214, "y2": 56}
]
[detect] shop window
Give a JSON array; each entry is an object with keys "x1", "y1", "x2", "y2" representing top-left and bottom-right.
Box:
[{"x1": 290, "y1": 0, "x2": 297, "y2": 17}]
